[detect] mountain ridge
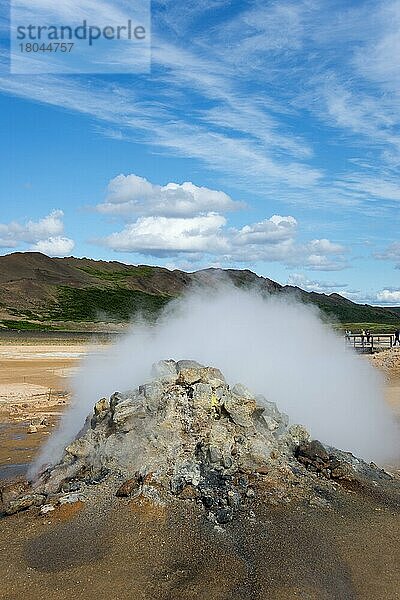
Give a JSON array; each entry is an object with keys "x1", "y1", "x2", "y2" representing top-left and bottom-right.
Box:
[{"x1": 0, "y1": 252, "x2": 399, "y2": 330}]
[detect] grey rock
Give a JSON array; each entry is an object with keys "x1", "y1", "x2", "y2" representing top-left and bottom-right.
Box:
[
  {"x1": 66, "y1": 437, "x2": 94, "y2": 459},
  {"x1": 113, "y1": 397, "x2": 147, "y2": 430},
  {"x1": 176, "y1": 360, "x2": 205, "y2": 371},
  {"x1": 5, "y1": 494, "x2": 46, "y2": 515},
  {"x1": 231, "y1": 383, "x2": 254, "y2": 399},
  {"x1": 22, "y1": 359, "x2": 390, "y2": 526},
  {"x1": 151, "y1": 360, "x2": 178, "y2": 382},
  {"x1": 58, "y1": 492, "x2": 85, "y2": 505},
  {"x1": 208, "y1": 446, "x2": 222, "y2": 464},
  {"x1": 223, "y1": 395, "x2": 254, "y2": 427}
]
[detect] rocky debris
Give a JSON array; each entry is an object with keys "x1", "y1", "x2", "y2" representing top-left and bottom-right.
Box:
[
  {"x1": 296, "y1": 440, "x2": 355, "y2": 480},
  {"x1": 369, "y1": 347, "x2": 400, "y2": 380},
  {"x1": 27, "y1": 417, "x2": 49, "y2": 434},
  {"x1": 116, "y1": 476, "x2": 141, "y2": 498},
  {"x1": 2, "y1": 360, "x2": 400, "y2": 522},
  {"x1": 58, "y1": 492, "x2": 85, "y2": 505},
  {"x1": 0, "y1": 480, "x2": 30, "y2": 512},
  {"x1": 3, "y1": 494, "x2": 46, "y2": 516}
]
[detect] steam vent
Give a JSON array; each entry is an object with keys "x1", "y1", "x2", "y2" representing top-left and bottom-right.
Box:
[{"x1": 2, "y1": 359, "x2": 400, "y2": 524}]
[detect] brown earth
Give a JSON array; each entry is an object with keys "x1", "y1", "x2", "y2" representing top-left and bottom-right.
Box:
[
  {"x1": 0, "y1": 486, "x2": 400, "y2": 600},
  {"x1": 0, "y1": 339, "x2": 400, "y2": 599}
]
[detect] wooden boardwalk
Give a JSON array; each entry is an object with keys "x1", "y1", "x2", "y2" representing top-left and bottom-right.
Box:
[{"x1": 345, "y1": 334, "x2": 395, "y2": 354}]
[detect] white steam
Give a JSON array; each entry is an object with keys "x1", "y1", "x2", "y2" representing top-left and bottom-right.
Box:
[{"x1": 33, "y1": 284, "x2": 399, "y2": 473}]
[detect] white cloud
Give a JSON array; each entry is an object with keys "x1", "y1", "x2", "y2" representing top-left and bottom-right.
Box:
[
  {"x1": 102, "y1": 213, "x2": 228, "y2": 255},
  {"x1": 31, "y1": 236, "x2": 75, "y2": 257},
  {"x1": 376, "y1": 289, "x2": 400, "y2": 304},
  {"x1": 302, "y1": 254, "x2": 347, "y2": 272},
  {"x1": 0, "y1": 210, "x2": 74, "y2": 256},
  {"x1": 337, "y1": 174, "x2": 400, "y2": 202},
  {"x1": 287, "y1": 273, "x2": 348, "y2": 294},
  {"x1": 0, "y1": 210, "x2": 64, "y2": 246},
  {"x1": 97, "y1": 174, "x2": 244, "y2": 218},
  {"x1": 344, "y1": 287, "x2": 400, "y2": 307},
  {"x1": 100, "y1": 211, "x2": 347, "y2": 271},
  {"x1": 233, "y1": 215, "x2": 297, "y2": 245},
  {"x1": 308, "y1": 239, "x2": 345, "y2": 254}
]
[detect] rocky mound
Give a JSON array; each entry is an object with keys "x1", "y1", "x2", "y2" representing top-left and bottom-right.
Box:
[{"x1": 1, "y1": 360, "x2": 399, "y2": 523}]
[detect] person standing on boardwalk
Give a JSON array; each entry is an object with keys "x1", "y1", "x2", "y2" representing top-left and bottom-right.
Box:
[
  {"x1": 366, "y1": 330, "x2": 371, "y2": 344},
  {"x1": 361, "y1": 329, "x2": 366, "y2": 345},
  {"x1": 394, "y1": 329, "x2": 400, "y2": 346}
]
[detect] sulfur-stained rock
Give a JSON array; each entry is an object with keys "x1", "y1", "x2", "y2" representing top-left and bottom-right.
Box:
[
  {"x1": 94, "y1": 397, "x2": 109, "y2": 415},
  {"x1": 17, "y1": 358, "x2": 397, "y2": 526}
]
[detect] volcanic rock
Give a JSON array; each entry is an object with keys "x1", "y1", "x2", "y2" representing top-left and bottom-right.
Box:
[{"x1": 2, "y1": 360, "x2": 400, "y2": 523}]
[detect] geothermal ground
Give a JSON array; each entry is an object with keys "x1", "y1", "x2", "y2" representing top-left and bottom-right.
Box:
[
  {"x1": 0, "y1": 335, "x2": 108, "y2": 480},
  {"x1": 0, "y1": 337, "x2": 400, "y2": 599}
]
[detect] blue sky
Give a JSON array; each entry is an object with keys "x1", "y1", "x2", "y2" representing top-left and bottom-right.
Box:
[{"x1": 0, "y1": 0, "x2": 400, "y2": 304}]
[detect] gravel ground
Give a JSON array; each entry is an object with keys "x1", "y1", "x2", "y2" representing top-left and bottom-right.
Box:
[{"x1": 1, "y1": 487, "x2": 400, "y2": 600}]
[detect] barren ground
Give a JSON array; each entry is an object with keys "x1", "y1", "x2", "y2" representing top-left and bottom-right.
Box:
[
  {"x1": 1, "y1": 337, "x2": 400, "y2": 599},
  {"x1": 1, "y1": 484, "x2": 400, "y2": 599},
  {"x1": 0, "y1": 339, "x2": 107, "y2": 480}
]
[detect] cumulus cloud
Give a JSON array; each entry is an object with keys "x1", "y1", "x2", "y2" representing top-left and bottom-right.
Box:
[
  {"x1": 100, "y1": 210, "x2": 347, "y2": 271},
  {"x1": 0, "y1": 210, "x2": 64, "y2": 246},
  {"x1": 376, "y1": 289, "x2": 400, "y2": 304},
  {"x1": 102, "y1": 213, "x2": 228, "y2": 255},
  {"x1": 233, "y1": 215, "x2": 297, "y2": 245},
  {"x1": 31, "y1": 236, "x2": 75, "y2": 257},
  {"x1": 0, "y1": 210, "x2": 74, "y2": 256},
  {"x1": 308, "y1": 239, "x2": 345, "y2": 254},
  {"x1": 96, "y1": 174, "x2": 244, "y2": 218}
]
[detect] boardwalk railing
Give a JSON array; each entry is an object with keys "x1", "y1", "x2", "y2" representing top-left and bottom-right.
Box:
[{"x1": 345, "y1": 334, "x2": 394, "y2": 352}]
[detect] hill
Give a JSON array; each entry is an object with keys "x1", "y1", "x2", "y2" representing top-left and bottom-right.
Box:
[{"x1": 0, "y1": 252, "x2": 399, "y2": 331}]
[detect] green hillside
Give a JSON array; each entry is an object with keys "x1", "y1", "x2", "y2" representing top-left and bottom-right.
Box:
[{"x1": 0, "y1": 252, "x2": 399, "y2": 331}]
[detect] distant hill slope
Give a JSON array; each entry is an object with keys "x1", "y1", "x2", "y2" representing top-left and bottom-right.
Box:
[{"x1": 0, "y1": 252, "x2": 399, "y2": 330}]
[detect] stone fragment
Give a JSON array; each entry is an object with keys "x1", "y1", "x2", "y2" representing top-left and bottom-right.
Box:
[
  {"x1": 231, "y1": 384, "x2": 254, "y2": 399},
  {"x1": 0, "y1": 481, "x2": 30, "y2": 511},
  {"x1": 66, "y1": 437, "x2": 94, "y2": 458},
  {"x1": 58, "y1": 492, "x2": 85, "y2": 505},
  {"x1": 179, "y1": 484, "x2": 198, "y2": 500},
  {"x1": 140, "y1": 381, "x2": 164, "y2": 409},
  {"x1": 94, "y1": 397, "x2": 109, "y2": 415},
  {"x1": 223, "y1": 395, "x2": 255, "y2": 427},
  {"x1": 151, "y1": 360, "x2": 178, "y2": 382},
  {"x1": 287, "y1": 424, "x2": 311, "y2": 446},
  {"x1": 116, "y1": 477, "x2": 141, "y2": 498},
  {"x1": 113, "y1": 398, "x2": 147, "y2": 430},
  {"x1": 297, "y1": 440, "x2": 329, "y2": 466},
  {"x1": 5, "y1": 494, "x2": 45, "y2": 515}
]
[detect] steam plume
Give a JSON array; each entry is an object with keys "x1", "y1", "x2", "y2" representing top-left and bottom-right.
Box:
[{"x1": 32, "y1": 283, "x2": 399, "y2": 474}]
